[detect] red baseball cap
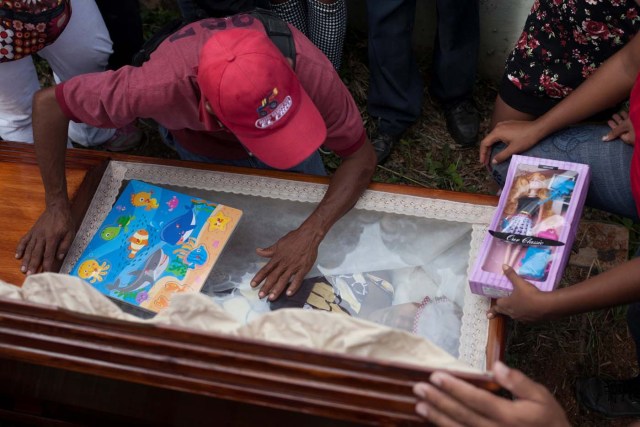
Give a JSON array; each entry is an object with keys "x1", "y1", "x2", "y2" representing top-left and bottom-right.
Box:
[{"x1": 197, "y1": 28, "x2": 326, "y2": 170}]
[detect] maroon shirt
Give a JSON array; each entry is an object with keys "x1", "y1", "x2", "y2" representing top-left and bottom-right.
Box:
[{"x1": 56, "y1": 15, "x2": 365, "y2": 161}]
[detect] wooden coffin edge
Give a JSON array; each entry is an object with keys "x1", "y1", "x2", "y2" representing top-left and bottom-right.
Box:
[
  {"x1": 0, "y1": 297, "x2": 499, "y2": 425},
  {"x1": 0, "y1": 141, "x2": 504, "y2": 424}
]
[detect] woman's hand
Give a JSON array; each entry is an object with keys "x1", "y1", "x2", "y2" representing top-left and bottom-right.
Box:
[
  {"x1": 603, "y1": 110, "x2": 635, "y2": 145},
  {"x1": 487, "y1": 265, "x2": 551, "y2": 322},
  {"x1": 480, "y1": 120, "x2": 545, "y2": 165}
]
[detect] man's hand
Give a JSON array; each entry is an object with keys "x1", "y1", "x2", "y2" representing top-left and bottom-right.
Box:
[
  {"x1": 486, "y1": 265, "x2": 550, "y2": 322},
  {"x1": 413, "y1": 361, "x2": 570, "y2": 427},
  {"x1": 603, "y1": 110, "x2": 635, "y2": 145},
  {"x1": 16, "y1": 203, "x2": 75, "y2": 275},
  {"x1": 479, "y1": 120, "x2": 544, "y2": 165},
  {"x1": 251, "y1": 226, "x2": 322, "y2": 300}
]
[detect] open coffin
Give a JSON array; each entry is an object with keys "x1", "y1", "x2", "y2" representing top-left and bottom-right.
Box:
[{"x1": 0, "y1": 145, "x2": 503, "y2": 426}]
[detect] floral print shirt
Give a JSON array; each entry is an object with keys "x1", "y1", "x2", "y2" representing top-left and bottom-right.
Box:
[
  {"x1": 505, "y1": 0, "x2": 640, "y2": 100},
  {"x1": 0, "y1": 0, "x2": 70, "y2": 62}
]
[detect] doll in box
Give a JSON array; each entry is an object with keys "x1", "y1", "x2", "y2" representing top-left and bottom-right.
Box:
[{"x1": 501, "y1": 172, "x2": 555, "y2": 270}]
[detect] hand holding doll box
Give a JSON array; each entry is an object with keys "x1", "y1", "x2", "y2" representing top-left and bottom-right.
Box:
[{"x1": 469, "y1": 155, "x2": 590, "y2": 298}]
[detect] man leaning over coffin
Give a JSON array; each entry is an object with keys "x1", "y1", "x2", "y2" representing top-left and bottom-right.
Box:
[{"x1": 15, "y1": 14, "x2": 377, "y2": 302}]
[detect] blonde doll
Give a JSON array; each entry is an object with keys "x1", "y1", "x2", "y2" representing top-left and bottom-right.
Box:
[{"x1": 501, "y1": 172, "x2": 554, "y2": 268}]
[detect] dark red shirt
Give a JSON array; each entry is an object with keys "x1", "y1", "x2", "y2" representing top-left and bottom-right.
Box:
[{"x1": 56, "y1": 15, "x2": 365, "y2": 162}]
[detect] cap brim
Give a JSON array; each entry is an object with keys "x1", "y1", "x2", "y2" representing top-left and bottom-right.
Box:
[{"x1": 232, "y1": 86, "x2": 327, "y2": 170}]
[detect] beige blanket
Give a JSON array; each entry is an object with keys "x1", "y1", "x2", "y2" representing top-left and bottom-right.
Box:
[{"x1": 0, "y1": 273, "x2": 480, "y2": 373}]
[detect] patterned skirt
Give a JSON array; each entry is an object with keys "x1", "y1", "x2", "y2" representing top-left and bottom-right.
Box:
[{"x1": 502, "y1": 213, "x2": 533, "y2": 236}]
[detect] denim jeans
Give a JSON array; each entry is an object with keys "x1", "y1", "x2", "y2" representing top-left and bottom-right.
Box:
[
  {"x1": 489, "y1": 124, "x2": 638, "y2": 222},
  {"x1": 158, "y1": 126, "x2": 327, "y2": 176}
]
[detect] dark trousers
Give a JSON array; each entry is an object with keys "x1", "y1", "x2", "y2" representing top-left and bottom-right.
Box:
[
  {"x1": 176, "y1": 0, "x2": 271, "y2": 21},
  {"x1": 95, "y1": 0, "x2": 144, "y2": 69},
  {"x1": 628, "y1": 302, "x2": 640, "y2": 368},
  {"x1": 366, "y1": 0, "x2": 479, "y2": 136}
]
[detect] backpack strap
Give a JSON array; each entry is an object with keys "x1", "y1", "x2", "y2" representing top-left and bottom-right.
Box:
[
  {"x1": 131, "y1": 18, "x2": 187, "y2": 67},
  {"x1": 250, "y1": 8, "x2": 296, "y2": 69},
  {"x1": 132, "y1": 9, "x2": 296, "y2": 69}
]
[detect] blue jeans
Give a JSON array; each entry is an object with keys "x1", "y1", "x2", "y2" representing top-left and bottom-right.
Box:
[
  {"x1": 489, "y1": 124, "x2": 638, "y2": 222},
  {"x1": 159, "y1": 126, "x2": 327, "y2": 176}
]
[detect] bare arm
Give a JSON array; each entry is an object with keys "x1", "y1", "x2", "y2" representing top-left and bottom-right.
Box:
[
  {"x1": 489, "y1": 261, "x2": 640, "y2": 322},
  {"x1": 251, "y1": 139, "x2": 377, "y2": 300},
  {"x1": 481, "y1": 33, "x2": 640, "y2": 164},
  {"x1": 15, "y1": 86, "x2": 75, "y2": 274}
]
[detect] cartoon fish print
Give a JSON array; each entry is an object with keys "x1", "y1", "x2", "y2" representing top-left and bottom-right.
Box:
[
  {"x1": 131, "y1": 191, "x2": 159, "y2": 211},
  {"x1": 166, "y1": 196, "x2": 179, "y2": 212},
  {"x1": 77, "y1": 259, "x2": 110, "y2": 284},
  {"x1": 128, "y1": 229, "x2": 149, "y2": 258},
  {"x1": 185, "y1": 245, "x2": 209, "y2": 269},
  {"x1": 107, "y1": 249, "x2": 169, "y2": 294},
  {"x1": 100, "y1": 225, "x2": 122, "y2": 241},
  {"x1": 207, "y1": 211, "x2": 231, "y2": 232},
  {"x1": 153, "y1": 295, "x2": 170, "y2": 310},
  {"x1": 115, "y1": 205, "x2": 127, "y2": 212},
  {"x1": 160, "y1": 207, "x2": 196, "y2": 245},
  {"x1": 116, "y1": 214, "x2": 134, "y2": 232}
]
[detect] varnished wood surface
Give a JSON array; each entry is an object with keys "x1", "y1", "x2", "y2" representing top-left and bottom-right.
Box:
[
  {"x1": 0, "y1": 141, "x2": 503, "y2": 426},
  {"x1": 0, "y1": 298, "x2": 500, "y2": 426},
  {"x1": 0, "y1": 161, "x2": 87, "y2": 285}
]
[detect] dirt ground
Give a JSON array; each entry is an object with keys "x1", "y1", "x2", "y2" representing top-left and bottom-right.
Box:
[{"x1": 101, "y1": 6, "x2": 639, "y2": 425}]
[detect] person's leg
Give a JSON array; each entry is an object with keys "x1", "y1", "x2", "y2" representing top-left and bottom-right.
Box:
[
  {"x1": 270, "y1": 0, "x2": 308, "y2": 35},
  {"x1": 94, "y1": 0, "x2": 143, "y2": 70},
  {"x1": 40, "y1": 0, "x2": 115, "y2": 147},
  {"x1": 430, "y1": 0, "x2": 478, "y2": 106},
  {"x1": 489, "y1": 94, "x2": 536, "y2": 130},
  {"x1": 628, "y1": 302, "x2": 640, "y2": 369},
  {"x1": 431, "y1": 0, "x2": 479, "y2": 147},
  {"x1": 366, "y1": 0, "x2": 420, "y2": 162},
  {"x1": 0, "y1": 57, "x2": 40, "y2": 142},
  {"x1": 176, "y1": 0, "x2": 208, "y2": 20},
  {"x1": 366, "y1": 0, "x2": 421, "y2": 137},
  {"x1": 575, "y1": 285, "x2": 640, "y2": 417},
  {"x1": 307, "y1": 0, "x2": 347, "y2": 70},
  {"x1": 489, "y1": 124, "x2": 638, "y2": 221}
]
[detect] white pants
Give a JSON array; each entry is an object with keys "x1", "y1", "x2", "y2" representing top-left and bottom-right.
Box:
[{"x1": 0, "y1": 0, "x2": 115, "y2": 146}]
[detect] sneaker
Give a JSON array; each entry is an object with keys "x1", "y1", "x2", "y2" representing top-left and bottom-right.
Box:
[
  {"x1": 443, "y1": 99, "x2": 480, "y2": 148},
  {"x1": 576, "y1": 376, "x2": 640, "y2": 418},
  {"x1": 101, "y1": 123, "x2": 142, "y2": 152}
]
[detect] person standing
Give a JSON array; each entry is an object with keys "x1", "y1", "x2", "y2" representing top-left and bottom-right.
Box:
[
  {"x1": 0, "y1": 0, "x2": 116, "y2": 147},
  {"x1": 269, "y1": 0, "x2": 347, "y2": 70},
  {"x1": 366, "y1": 0, "x2": 481, "y2": 163}
]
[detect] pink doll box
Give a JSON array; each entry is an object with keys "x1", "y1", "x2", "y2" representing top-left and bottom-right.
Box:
[{"x1": 469, "y1": 155, "x2": 590, "y2": 298}]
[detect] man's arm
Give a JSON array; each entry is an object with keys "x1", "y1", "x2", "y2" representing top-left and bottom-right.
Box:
[
  {"x1": 251, "y1": 139, "x2": 377, "y2": 300},
  {"x1": 480, "y1": 33, "x2": 640, "y2": 165},
  {"x1": 15, "y1": 86, "x2": 75, "y2": 274},
  {"x1": 488, "y1": 261, "x2": 640, "y2": 322}
]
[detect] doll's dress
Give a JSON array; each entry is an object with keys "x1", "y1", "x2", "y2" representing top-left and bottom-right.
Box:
[{"x1": 501, "y1": 196, "x2": 541, "y2": 236}]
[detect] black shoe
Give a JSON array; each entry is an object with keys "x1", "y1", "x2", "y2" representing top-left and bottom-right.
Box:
[
  {"x1": 443, "y1": 99, "x2": 480, "y2": 148},
  {"x1": 576, "y1": 376, "x2": 640, "y2": 418},
  {"x1": 371, "y1": 131, "x2": 400, "y2": 164}
]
